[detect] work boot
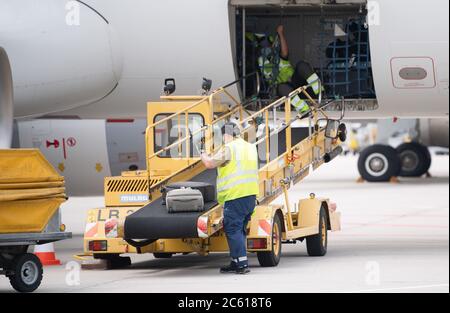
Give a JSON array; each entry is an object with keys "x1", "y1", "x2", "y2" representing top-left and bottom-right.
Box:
[
  {"x1": 220, "y1": 262, "x2": 238, "y2": 274},
  {"x1": 236, "y1": 266, "x2": 251, "y2": 275}
]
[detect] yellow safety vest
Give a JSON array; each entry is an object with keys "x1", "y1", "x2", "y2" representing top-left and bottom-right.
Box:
[
  {"x1": 217, "y1": 138, "x2": 259, "y2": 205},
  {"x1": 258, "y1": 57, "x2": 295, "y2": 85},
  {"x1": 291, "y1": 73, "x2": 323, "y2": 113},
  {"x1": 291, "y1": 95, "x2": 310, "y2": 114},
  {"x1": 307, "y1": 73, "x2": 322, "y2": 95}
]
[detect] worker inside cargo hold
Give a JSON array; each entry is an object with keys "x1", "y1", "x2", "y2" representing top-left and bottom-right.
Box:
[
  {"x1": 255, "y1": 25, "x2": 323, "y2": 115},
  {"x1": 201, "y1": 123, "x2": 259, "y2": 275}
]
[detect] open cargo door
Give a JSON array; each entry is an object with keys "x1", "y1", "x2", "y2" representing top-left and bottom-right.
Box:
[{"x1": 233, "y1": 0, "x2": 376, "y2": 104}]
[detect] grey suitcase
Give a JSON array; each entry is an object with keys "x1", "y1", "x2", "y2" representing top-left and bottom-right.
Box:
[
  {"x1": 161, "y1": 181, "x2": 216, "y2": 205},
  {"x1": 166, "y1": 188, "x2": 205, "y2": 213}
]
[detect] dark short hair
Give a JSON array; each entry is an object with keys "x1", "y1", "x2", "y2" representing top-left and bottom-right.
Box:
[{"x1": 221, "y1": 122, "x2": 240, "y2": 138}]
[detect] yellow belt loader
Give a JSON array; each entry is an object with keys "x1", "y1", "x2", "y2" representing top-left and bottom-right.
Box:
[{"x1": 79, "y1": 77, "x2": 346, "y2": 269}]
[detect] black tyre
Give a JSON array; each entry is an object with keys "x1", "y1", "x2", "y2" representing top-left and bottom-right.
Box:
[
  {"x1": 257, "y1": 214, "x2": 282, "y2": 267},
  {"x1": 306, "y1": 205, "x2": 328, "y2": 257},
  {"x1": 8, "y1": 253, "x2": 43, "y2": 293},
  {"x1": 396, "y1": 142, "x2": 432, "y2": 177},
  {"x1": 108, "y1": 256, "x2": 131, "y2": 269},
  {"x1": 358, "y1": 144, "x2": 401, "y2": 182},
  {"x1": 153, "y1": 253, "x2": 173, "y2": 259}
]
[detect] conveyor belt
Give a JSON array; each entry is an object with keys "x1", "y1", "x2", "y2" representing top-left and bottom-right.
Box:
[{"x1": 124, "y1": 169, "x2": 218, "y2": 240}]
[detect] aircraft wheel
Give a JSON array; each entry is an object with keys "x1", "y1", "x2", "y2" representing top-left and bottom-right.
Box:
[
  {"x1": 396, "y1": 142, "x2": 431, "y2": 177},
  {"x1": 358, "y1": 144, "x2": 401, "y2": 182}
]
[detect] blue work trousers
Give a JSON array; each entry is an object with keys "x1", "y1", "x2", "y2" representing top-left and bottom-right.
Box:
[{"x1": 223, "y1": 195, "x2": 256, "y2": 268}]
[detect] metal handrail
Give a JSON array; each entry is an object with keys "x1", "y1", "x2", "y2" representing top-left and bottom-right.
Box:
[
  {"x1": 239, "y1": 96, "x2": 287, "y2": 126},
  {"x1": 145, "y1": 73, "x2": 333, "y2": 177}
]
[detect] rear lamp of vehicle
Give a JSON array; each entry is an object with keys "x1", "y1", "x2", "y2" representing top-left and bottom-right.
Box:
[
  {"x1": 247, "y1": 238, "x2": 267, "y2": 250},
  {"x1": 88, "y1": 240, "x2": 108, "y2": 252}
]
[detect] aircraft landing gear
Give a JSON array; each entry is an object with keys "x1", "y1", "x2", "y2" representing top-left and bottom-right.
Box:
[
  {"x1": 396, "y1": 142, "x2": 432, "y2": 177},
  {"x1": 358, "y1": 142, "x2": 432, "y2": 182},
  {"x1": 358, "y1": 144, "x2": 401, "y2": 182}
]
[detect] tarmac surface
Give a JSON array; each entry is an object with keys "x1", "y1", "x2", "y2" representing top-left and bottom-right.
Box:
[{"x1": 1, "y1": 153, "x2": 448, "y2": 293}]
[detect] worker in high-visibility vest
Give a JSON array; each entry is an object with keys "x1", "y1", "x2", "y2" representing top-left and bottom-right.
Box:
[
  {"x1": 257, "y1": 25, "x2": 323, "y2": 115},
  {"x1": 201, "y1": 123, "x2": 259, "y2": 275}
]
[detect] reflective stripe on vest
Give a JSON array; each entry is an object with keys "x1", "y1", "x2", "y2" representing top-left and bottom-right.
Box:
[
  {"x1": 277, "y1": 59, "x2": 294, "y2": 84},
  {"x1": 217, "y1": 138, "x2": 259, "y2": 204},
  {"x1": 307, "y1": 73, "x2": 321, "y2": 95},
  {"x1": 217, "y1": 177, "x2": 258, "y2": 193},
  {"x1": 291, "y1": 95, "x2": 310, "y2": 114},
  {"x1": 217, "y1": 169, "x2": 259, "y2": 186},
  {"x1": 258, "y1": 57, "x2": 294, "y2": 84}
]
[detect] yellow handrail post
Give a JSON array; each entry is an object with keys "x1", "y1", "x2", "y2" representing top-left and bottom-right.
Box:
[
  {"x1": 185, "y1": 112, "x2": 190, "y2": 162},
  {"x1": 285, "y1": 95, "x2": 292, "y2": 155},
  {"x1": 281, "y1": 180, "x2": 294, "y2": 231},
  {"x1": 145, "y1": 124, "x2": 152, "y2": 181},
  {"x1": 265, "y1": 110, "x2": 270, "y2": 165},
  {"x1": 178, "y1": 113, "x2": 182, "y2": 158}
]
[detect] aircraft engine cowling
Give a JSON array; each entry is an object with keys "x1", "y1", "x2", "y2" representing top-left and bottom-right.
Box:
[
  {"x1": 0, "y1": 47, "x2": 14, "y2": 148},
  {"x1": 0, "y1": 0, "x2": 123, "y2": 118}
]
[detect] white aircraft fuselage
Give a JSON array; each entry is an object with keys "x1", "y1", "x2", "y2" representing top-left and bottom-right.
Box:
[{"x1": 1, "y1": 0, "x2": 448, "y2": 121}]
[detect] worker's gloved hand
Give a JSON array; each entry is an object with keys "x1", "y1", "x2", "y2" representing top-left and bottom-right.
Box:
[{"x1": 255, "y1": 116, "x2": 264, "y2": 126}]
